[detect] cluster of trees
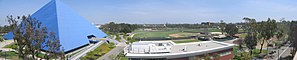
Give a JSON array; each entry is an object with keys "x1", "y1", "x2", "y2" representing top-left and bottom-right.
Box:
[
  {"x1": 0, "y1": 25, "x2": 14, "y2": 33},
  {"x1": 165, "y1": 24, "x2": 201, "y2": 29},
  {"x1": 140, "y1": 23, "x2": 223, "y2": 29},
  {"x1": 100, "y1": 22, "x2": 139, "y2": 34},
  {"x1": 0, "y1": 22, "x2": 14, "y2": 42},
  {"x1": 241, "y1": 17, "x2": 294, "y2": 56},
  {"x1": 288, "y1": 21, "x2": 297, "y2": 56},
  {"x1": 6, "y1": 15, "x2": 64, "y2": 59},
  {"x1": 219, "y1": 20, "x2": 239, "y2": 37}
]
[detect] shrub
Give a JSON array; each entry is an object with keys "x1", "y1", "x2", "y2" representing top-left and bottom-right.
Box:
[{"x1": 0, "y1": 51, "x2": 18, "y2": 59}]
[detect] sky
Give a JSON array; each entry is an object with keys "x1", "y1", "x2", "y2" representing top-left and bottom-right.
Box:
[{"x1": 0, "y1": 0, "x2": 297, "y2": 25}]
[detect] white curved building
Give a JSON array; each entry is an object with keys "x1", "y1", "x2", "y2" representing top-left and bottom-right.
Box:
[{"x1": 124, "y1": 41, "x2": 234, "y2": 60}]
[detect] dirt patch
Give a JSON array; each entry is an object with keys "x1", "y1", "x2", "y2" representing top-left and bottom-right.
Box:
[{"x1": 169, "y1": 34, "x2": 183, "y2": 38}]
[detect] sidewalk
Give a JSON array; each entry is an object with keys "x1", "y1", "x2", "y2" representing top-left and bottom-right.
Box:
[{"x1": 0, "y1": 40, "x2": 14, "y2": 51}]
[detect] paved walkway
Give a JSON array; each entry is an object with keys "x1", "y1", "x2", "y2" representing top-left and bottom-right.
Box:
[{"x1": 98, "y1": 35, "x2": 127, "y2": 60}]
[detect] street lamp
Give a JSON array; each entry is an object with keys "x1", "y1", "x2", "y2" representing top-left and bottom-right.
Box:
[
  {"x1": 277, "y1": 49, "x2": 279, "y2": 60},
  {"x1": 277, "y1": 43, "x2": 281, "y2": 60}
]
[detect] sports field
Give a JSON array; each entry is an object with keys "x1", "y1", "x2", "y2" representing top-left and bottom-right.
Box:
[
  {"x1": 133, "y1": 30, "x2": 180, "y2": 38},
  {"x1": 132, "y1": 28, "x2": 221, "y2": 39}
]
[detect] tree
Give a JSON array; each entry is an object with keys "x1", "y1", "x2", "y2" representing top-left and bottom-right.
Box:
[
  {"x1": 240, "y1": 52, "x2": 252, "y2": 60},
  {"x1": 46, "y1": 32, "x2": 64, "y2": 59},
  {"x1": 7, "y1": 15, "x2": 64, "y2": 59},
  {"x1": 115, "y1": 34, "x2": 120, "y2": 41},
  {"x1": 202, "y1": 54, "x2": 211, "y2": 60},
  {"x1": 244, "y1": 34, "x2": 257, "y2": 55},
  {"x1": 7, "y1": 15, "x2": 28, "y2": 59},
  {"x1": 0, "y1": 25, "x2": 14, "y2": 33},
  {"x1": 0, "y1": 38, "x2": 3, "y2": 42},
  {"x1": 100, "y1": 22, "x2": 139, "y2": 35},
  {"x1": 242, "y1": 17, "x2": 277, "y2": 53},
  {"x1": 224, "y1": 23, "x2": 238, "y2": 37},
  {"x1": 242, "y1": 17, "x2": 257, "y2": 33},
  {"x1": 236, "y1": 38, "x2": 244, "y2": 56},
  {"x1": 288, "y1": 21, "x2": 297, "y2": 55},
  {"x1": 242, "y1": 17, "x2": 258, "y2": 55},
  {"x1": 212, "y1": 53, "x2": 220, "y2": 60},
  {"x1": 258, "y1": 18, "x2": 277, "y2": 53},
  {"x1": 219, "y1": 20, "x2": 226, "y2": 34}
]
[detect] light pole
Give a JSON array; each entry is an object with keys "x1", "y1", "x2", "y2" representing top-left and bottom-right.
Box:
[{"x1": 277, "y1": 49, "x2": 279, "y2": 60}]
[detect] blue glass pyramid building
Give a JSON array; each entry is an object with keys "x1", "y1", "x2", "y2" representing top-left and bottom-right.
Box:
[{"x1": 4, "y1": 0, "x2": 107, "y2": 52}]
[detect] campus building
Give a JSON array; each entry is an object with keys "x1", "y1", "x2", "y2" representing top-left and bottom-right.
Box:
[
  {"x1": 3, "y1": 0, "x2": 107, "y2": 53},
  {"x1": 124, "y1": 41, "x2": 234, "y2": 60}
]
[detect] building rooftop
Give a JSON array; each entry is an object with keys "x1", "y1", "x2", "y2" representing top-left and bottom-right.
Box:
[
  {"x1": 171, "y1": 41, "x2": 228, "y2": 53},
  {"x1": 124, "y1": 40, "x2": 234, "y2": 58}
]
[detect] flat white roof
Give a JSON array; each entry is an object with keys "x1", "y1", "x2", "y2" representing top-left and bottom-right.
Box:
[
  {"x1": 124, "y1": 40, "x2": 234, "y2": 58},
  {"x1": 171, "y1": 41, "x2": 228, "y2": 53}
]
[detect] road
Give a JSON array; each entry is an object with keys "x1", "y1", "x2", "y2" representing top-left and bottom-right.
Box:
[
  {"x1": 221, "y1": 38, "x2": 238, "y2": 44},
  {"x1": 266, "y1": 43, "x2": 293, "y2": 60},
  {"x1": 98, "y1": 35, "x2": 127, "y2": 60}
]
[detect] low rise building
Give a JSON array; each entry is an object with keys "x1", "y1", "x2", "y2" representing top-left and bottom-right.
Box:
[{"x1": 124, "y1": 41, "x2": 234, "y2": 60}]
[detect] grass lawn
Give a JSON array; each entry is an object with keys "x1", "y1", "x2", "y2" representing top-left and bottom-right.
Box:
[
  {"x1": 133, "y1": 30, "x2": 179, "y2": 38},
  {"x1": 181, "y1": 29, "x2": 201, "y2": 32},
  {"x1": 119, "y1": 57, "x2": 129, "y2": 60},
  {"x1": 238, "y1": 29, "x2": 245, "y2": 33},
  {"x1": 4, "y1": 43, "x2": 17, "y2": 49},
  {"x1": 80, "y1": 42, "x2": 115, "y2": 60},
  {"x1": 0, "y1": 51, "x2": 19, "y2": 59},
  {"x1": 173, "y1": 32, "x2": 197, "y2": 37},
  {"x1": 180, "y1": 28, "x2": 222, "y2": 32},
  {"x1": 36, "y1": 52, "x2": 46, "y2": 58},
  {"x1": 208, "y1": 28, "x2": 222, "y2": 32},
  {"x1": 239, "y1": 33, "x2": 247, "y2": 38},
  {"x1": 172, "y1": 39, "x2": 200, "y2": 44},
  {"x1": 252, "y1": 49, "x2": 268, "y2": 55}
]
